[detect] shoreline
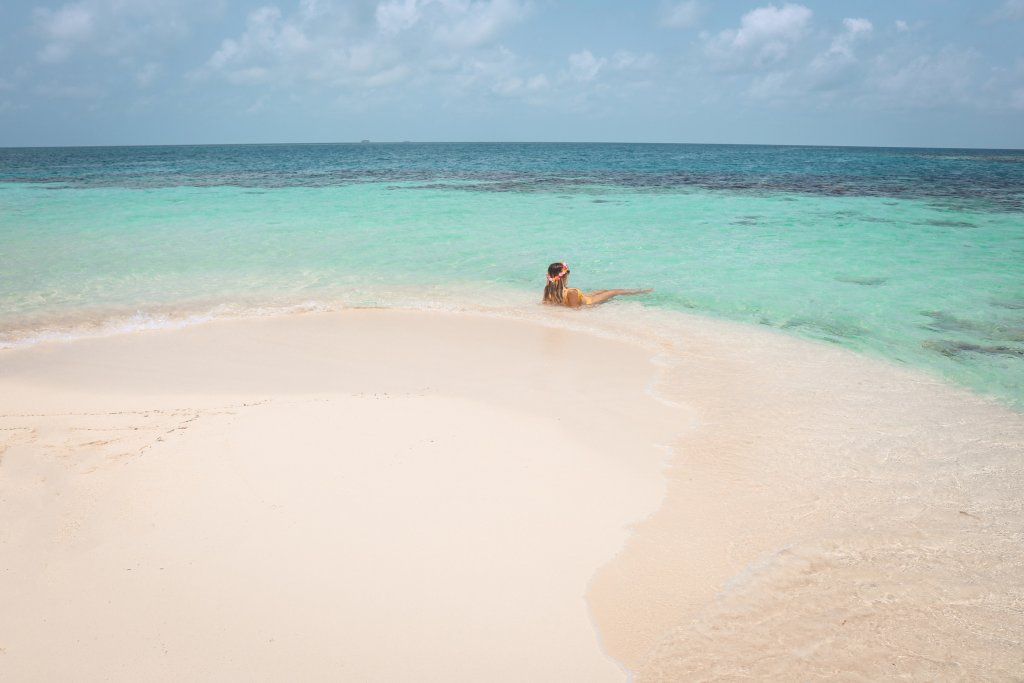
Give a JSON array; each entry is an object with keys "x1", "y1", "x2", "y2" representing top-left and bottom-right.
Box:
[
  {"x1": 4, "y1": 290, "x2": 1022, "y2": 412},
  {"x1": 1, "y1": 307, "x2": 1022, "y2": 680}
]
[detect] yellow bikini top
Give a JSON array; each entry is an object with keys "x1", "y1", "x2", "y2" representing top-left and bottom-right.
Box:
[{"x1": 565, "y1": 288, "x2": 593, "y2": 306}]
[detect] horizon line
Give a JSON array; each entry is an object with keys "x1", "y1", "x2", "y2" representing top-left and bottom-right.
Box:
[{"x1": 2, "y1": 140, "x2": 1023, "y2": 152}]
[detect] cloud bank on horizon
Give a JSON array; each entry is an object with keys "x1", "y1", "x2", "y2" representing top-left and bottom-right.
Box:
[{"x1": 1, "y1": 0, "x2": 1022, "y2": 147}]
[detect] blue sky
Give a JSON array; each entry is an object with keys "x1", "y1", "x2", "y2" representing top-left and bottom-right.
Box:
[{"x1": 1, "y1": 0, "x2": 1022, "y2": 147}]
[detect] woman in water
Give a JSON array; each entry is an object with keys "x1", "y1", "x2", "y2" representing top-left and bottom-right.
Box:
[{"x1": 542, "y1": 262, "x2": 651, "y2": 307}]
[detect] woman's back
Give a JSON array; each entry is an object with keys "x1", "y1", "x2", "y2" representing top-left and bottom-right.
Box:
[{"x1": 563, "y1": 287, "x2": 592, "y2": 307}]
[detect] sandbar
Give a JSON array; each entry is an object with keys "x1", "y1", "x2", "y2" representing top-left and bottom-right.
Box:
[{"x1": 1, "y1": 306, "x2": 1022, "y2": 681}]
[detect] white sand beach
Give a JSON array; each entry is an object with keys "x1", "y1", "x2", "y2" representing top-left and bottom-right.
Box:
[
  {"x1": 0, "y1": 310, "x2": 682, "y2": 682},
  {"x1": 1, "y1": 308, "x2": 1022, "y2": 681}
]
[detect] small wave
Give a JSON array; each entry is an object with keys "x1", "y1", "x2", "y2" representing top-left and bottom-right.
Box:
[
  {"x1": 922, "y1": 339, "x2": 1024, "y2": 358},
  {"x1": 777, "y1": 316, "x2": 871, "y2": 342},
  {"x1": 991, "y1": 298, "x2": 1024, "y2": 310},
  {"x1": 0, "y1": 301, "x2": 336, "y2": 350},
  {"x1": 921, "y1": 310, "x2": 1024, "y2": 342},
  {"x1": 924, "y1": 218, "x2": 978, "y2": 228},
  {"x1": 835, "y1": 276, "x2": 888, "y2": 286}
]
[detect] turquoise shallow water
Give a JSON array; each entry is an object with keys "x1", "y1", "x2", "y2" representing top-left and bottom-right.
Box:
[{"x1": 1, "y1": 143, "x2": 1022, "y2": 406}]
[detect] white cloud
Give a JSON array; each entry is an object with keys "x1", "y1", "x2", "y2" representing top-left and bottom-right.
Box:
[
  {"x1": 447, "y1": 43, "x2": 652, "y2": 109},
  {"x1": 871, "y1": 46, "x2": 980, "y2": 108},
  {"x1": 0, "y1": 99, "x2": 32, "y2": 114},
  {"x1": 204, "y1": 5, "x2": 376, "y2": 86},
  {"x1": 986, "y1": 0, "x2": 1024, "y2": 22},
  {"x1": 843, "y1": 17, "x2": 872, "y2": 35},
  {"x1": 895, "y1": 19, "x2": 909, "y2": 32},
  {"x1": 700, "y1": 5, "x2": 878, "y2": 105},
  {"x1": 433, "y1": 0, "x2": 530, "y2": 47},
  {"x1": 32, "y1": 0, "x2": 217, "y2": 65},
  {"x1": 703, "y1": 3, "x2": 812, "y2": 69},
  {"x1": 746, "y1": 70, "x2": 792, "y2": 100},
  {"x1": 611, "y1": 50, "x2": 656, "y2": 71},
  {"x1": 206, "y1": 7, "x2": 315, "y2": 85},
  {"x1": 732, "y1": 25, "x2": 1024, "y2": 115},
  {"x1": 363, "y1": 63, "x2": 411, "y2": 86},
  {"x1": 491, "y1": 72, "x2": 548, "y2": 98},
  {"x1": 539, "y1": 47, "x2": 662, "y2": 112},
  {"x1": 728, "y1": 4, "x2": 811, "y2": 49},
  {"x1": 377, "y1": 0, "x2": 421, "y2": 33},
  {"x1": 136, "y1": 62, "x2": 161, "y2": 87},
  {"x1": 38, "y1": 3, "x2": 94, "y2": 41},
  {"x1": 33, "y1": 81, "x2": 105, "y2": 99},
  {"x1": 795, "y1": 16, "x2": 873, "y2": 95},
  {"x1": 451, "y1": 45, "x2": 545, "y2": 100},
  {"x1": 1011, "y1": 87, "x2": 1024, "y2": 109},
  {"x1": 34, "y1": 2, "x2": 95, "y2": 63},
  {"x1": 567, "y1": 50, "x2": 606, "y2": 82},
  {"x1": 197, "y1": 0, "x2": 533, "y2": 96},
  {"x1": 660, "y1": 1, "x2": 701, "y2": 29},
  {"x1": 826, "y1": 17, "x2": 872, "y2": 61},
  {"x1": 982, "y1": 58, "x2": 1024, "y2": 110}
]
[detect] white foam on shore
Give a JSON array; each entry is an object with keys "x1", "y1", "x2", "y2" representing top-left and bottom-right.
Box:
[
  {"x1": 0, "y1": 284, "x2": 519, "y2": 351},
  {"x1": 0, "y1": 300, "x2": 359, "y2": 350}
]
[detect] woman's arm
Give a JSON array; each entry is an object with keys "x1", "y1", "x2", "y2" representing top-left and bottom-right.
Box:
[{"x1": 583, "y1": 288, "x2": 652, "y2": 305}]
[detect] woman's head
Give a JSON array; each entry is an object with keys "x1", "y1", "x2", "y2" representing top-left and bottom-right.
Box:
[
  {"x1": 547, "y1": 262, "x2": 569, "y2": 282},
  {"x1": 543, "y1": 262, "x2": 570, "y2": 303}
]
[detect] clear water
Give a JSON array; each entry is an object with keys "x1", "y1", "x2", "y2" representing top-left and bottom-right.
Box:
[{"x1": 1, "y1": 143, "x2": 1022, "y2": 405}]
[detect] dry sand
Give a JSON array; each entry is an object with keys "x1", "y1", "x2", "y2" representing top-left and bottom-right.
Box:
[
  {"x1": 0, "y1": 310, "x2": 682, "y2": 682},
  {"x1": 1, "y1": 307, "x2": 1022, "y2": 682}
]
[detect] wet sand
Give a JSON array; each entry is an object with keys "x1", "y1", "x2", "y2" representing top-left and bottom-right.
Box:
[{"x1": 587, "y1": 309, "x2": 1024, "y2": 680}]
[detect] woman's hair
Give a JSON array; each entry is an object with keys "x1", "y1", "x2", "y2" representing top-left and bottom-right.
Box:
[{"x1": 543, "y1": 262, "x2": 570, "y2": 304}]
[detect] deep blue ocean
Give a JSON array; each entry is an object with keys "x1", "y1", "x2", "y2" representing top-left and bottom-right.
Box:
[{"x1": 1, "y1": 143, "x2": 1022, "y2": 404}]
